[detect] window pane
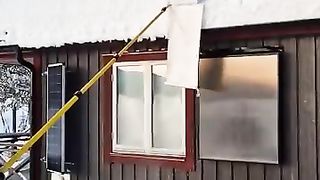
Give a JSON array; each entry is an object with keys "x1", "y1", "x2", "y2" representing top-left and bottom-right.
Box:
[
  {"x1": 0, "y1": 64, "x2": 31, "y2": 133},
  {"x1": 117, "y1": 66, "x2": 144, "y2": 148},
  {"x1": 152, "y1": 65, "x2": 184, "y2": 151}
]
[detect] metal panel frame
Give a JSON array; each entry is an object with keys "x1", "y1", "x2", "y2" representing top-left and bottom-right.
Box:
[
  {"x1": 46, "y1": 63, "x2": 66, "y2": 173},
  {"x1": 199, "y1": 52, "x2": 279, "y2": 164}
]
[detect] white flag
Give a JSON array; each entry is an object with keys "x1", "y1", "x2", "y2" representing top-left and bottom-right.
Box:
[{"x1": 166, "y1": 4, "x2": 203, "y2": 89}]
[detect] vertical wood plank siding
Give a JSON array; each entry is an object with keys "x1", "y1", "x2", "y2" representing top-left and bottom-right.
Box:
[
  {"x1": 297, "y1": 37, "x2": 317, "y2": 180},
  {"x1": 40, "y1": 50, "x2": 48, "y2": 180},
  {"x1": 88, "y1": 47, "x2": 100, "y2": 180},
  {"x1": 41, "y1": 34, "x2": 319, "y2": 180},
  {"x1": 66, "y1": 48, "x2": 79, "y2": 180},
  {"x1": 317, "y1": 37, "x2": 320, "y2": 180},
  {"x1": 279, "y1": 38, "x2": 299, "y2": 180}
]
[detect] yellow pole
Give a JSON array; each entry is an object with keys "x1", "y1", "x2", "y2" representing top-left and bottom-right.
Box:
[{"x1": 0, "y1": 4, "x2": 171, "y2": 174}]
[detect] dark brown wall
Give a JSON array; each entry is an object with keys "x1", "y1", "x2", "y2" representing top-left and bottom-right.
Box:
[{"x1": 40, "y1": 34, "x2": 319, "y2": 180}]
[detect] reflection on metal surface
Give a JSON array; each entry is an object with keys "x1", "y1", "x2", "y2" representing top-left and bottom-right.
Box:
[{"x1": 199, "y1": 54, "x2": 279, "y2": 164}]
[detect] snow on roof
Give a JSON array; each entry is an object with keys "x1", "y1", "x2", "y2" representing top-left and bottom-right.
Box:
[{"x1": 1, "y1": 0, "x2": 320, "y2": 48}]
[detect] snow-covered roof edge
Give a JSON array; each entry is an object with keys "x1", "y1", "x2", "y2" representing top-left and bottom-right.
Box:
[{"x1": 1, "y1": 0, "x2": 320, "y2": 48}]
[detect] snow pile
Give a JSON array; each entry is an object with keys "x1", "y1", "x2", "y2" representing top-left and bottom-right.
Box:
[
  {"x1": 0, "y1": 0, "x2": 169, "y2": 48},
  {"x1": 1, "y1": 0, "x2": 320, "y2": 48}
]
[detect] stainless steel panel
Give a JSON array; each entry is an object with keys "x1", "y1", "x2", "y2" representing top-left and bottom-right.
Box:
[{"x1": 199, "y1": 54, "x2": 279, "y2": 164}]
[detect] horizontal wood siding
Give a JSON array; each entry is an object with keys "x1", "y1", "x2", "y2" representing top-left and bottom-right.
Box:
[{"x1": 40, "y1": 34, "x2": 319, "y2": 180}]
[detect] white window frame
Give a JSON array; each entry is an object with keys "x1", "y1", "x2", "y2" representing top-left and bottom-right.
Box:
[{"x1": 112, "y1": 60, "x2": 186, "y2": 157}]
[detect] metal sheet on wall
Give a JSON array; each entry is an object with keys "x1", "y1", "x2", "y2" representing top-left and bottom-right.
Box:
[{"x1": 199, "y1": 54, "x2": 279, "y2": 164}]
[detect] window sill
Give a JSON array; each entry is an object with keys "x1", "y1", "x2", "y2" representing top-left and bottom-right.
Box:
[{"x1": 108, "y1": 152, "x2": 194, "y2": 171}]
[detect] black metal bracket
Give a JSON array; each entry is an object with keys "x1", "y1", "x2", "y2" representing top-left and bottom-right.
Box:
[
  {"x1": 113, "y1": 53, "x2": 120, "y2": 60},
  {"x1": 73, "y1": 91, "x2": 83, "y2": 98},
  {"x1": 200, "y1": 46, "x2": 284, "y2": 59}
]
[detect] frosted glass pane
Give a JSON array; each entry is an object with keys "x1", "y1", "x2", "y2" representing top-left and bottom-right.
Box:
[
  {"x1": 152, "y1": 65, "x2": 184, "y2": 151},
  {"x1": 117, "y1": 66, "x2": 144, "y2": 148}
]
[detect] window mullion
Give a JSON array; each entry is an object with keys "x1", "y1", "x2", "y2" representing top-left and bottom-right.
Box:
[
  {"x1": 112, "y1": 65, "x2": 118, "y2": 150},
  {"x1": 181, "y1": 89, "x2": 186, "y2": 155},
  {"x1": 144, "y1": 64, "x2": 152, "y2": 153}
]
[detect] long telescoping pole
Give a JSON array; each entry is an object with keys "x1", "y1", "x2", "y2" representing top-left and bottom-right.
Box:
[{"x1": 0, "y1": 4, "x2": 171, "y2": 178}]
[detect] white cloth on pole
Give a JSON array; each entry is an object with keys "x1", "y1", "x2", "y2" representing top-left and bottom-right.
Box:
[{"x1": 166, "y1": 4, "x2": 203, "y2": 89}]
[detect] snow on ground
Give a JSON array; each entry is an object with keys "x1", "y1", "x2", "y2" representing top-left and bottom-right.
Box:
[{"x1": 0, "y1": 0, "x2": 320, "y2": 48}]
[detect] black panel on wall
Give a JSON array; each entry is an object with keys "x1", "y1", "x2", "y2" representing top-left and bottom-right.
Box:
[{"x1": 46, "y1": 64, "x2": 65, "y2": 173}]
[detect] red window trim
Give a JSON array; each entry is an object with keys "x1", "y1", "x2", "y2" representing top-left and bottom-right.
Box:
[
  {"x1": 100, "y1": 51, "x2": 195, "y2": 171},
  {"x1": 0, "y1": 50, "x2": 42, "y2": 180}
]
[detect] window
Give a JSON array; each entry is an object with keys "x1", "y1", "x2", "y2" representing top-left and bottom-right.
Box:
[
  {"x1": 101, "y1": 52, "x2": 195, "y2": 170},
  {"x1": 0, "y1": 50, "x2": 42, "y2": 179},
  {"x1": 113, "y1": 61, "x2": 186, "y2": 156},
  {"x1": 0, "y1": 63, "x2": 32, "y2": 134}
]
